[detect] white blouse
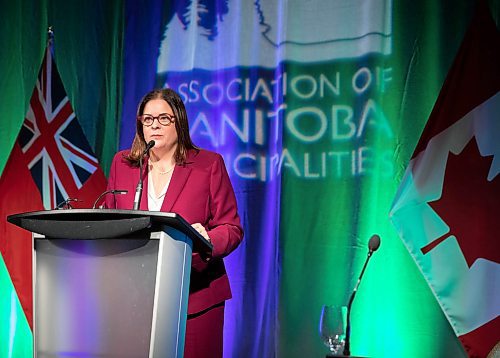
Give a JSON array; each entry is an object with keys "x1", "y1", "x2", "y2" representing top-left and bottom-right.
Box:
[{"x1": 147, "y1": 172, "x2": 172, "y2": 211}]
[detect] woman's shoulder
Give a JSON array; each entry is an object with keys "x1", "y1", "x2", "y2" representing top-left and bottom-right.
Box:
[
  {"x1": 187, "y1": 148, "x2": 221, "y2": 161},
  {"x1": 186, "y1": 148, "x2": 224, "y2": 167},
  {"x1": 111, "y1": 150, "x2": 134, "y2": 167},
  {"x1": 113, "y1": 149, "x2": 129, "y2": 157}
]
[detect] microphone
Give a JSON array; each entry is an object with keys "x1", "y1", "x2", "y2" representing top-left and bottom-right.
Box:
[
  {"x1": 143, "y1": 139, "x2": 156, "y2": 155},
  {"x1": 92, "y1": 189, "x2": 128, "y2": 209},
  {"x1": 368, "y1": 234, "x2": 381, "y2": 253},
  {"x1": 55, "y1": 197, "x2": 82, "y2": 210},
  {"x1": 133, "y1": 140, "x2": 155, "y2": 210},
  {"x1": 343, "y1": 234, "x2": 381, "y2": 356}
]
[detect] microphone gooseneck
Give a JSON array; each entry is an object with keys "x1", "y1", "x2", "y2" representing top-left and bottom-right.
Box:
[
  {"x1": 55, "y1": 197, "x2": 82, "y2": 210},
  {"x1": 92, "y1": 190, "x2": 128, "y2": 209},
  {"x1": 343, "y1": 234, "x2": 381, "y2": 356},
  {"x1": 133, "y1": 140, "x2": 155, "y2": 210}
]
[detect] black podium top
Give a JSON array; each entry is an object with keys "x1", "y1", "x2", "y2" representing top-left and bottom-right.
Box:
[{"x1": 7, "y1": 209, "x2": 213, "y2": 255}]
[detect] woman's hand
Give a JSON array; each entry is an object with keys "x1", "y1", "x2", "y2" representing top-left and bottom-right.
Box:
[{"x1": 192, "y1": 223, "x2": 211, "y2": 242}]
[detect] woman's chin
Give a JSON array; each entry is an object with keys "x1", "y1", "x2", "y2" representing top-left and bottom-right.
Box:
[
  {"x1": 150, "y1": 142, "x2": 176, "y2": 155},
  {"x1": 148, "y1": 138, "x2": 164, "y2": 148}
]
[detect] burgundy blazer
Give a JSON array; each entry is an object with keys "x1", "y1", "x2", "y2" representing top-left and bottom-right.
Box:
[{"x1": 105, "y1": 148, "x2": 243, "y2": 314}]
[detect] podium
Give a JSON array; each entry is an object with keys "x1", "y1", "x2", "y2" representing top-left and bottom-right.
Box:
[{"x1": 7, "y1": 209, "x2": 212, "y2": 358}]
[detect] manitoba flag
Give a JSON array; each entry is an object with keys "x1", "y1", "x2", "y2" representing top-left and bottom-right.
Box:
[
  {"x1": 390, "y1": 1, "x2": 499, "y2": 357},
  {"x1": 0, "y1": 42, "x2": 107, "y2": 330}
]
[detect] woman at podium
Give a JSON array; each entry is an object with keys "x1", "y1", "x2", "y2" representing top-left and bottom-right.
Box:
[{"x1": 105, "y1": 88, "x2": 243, "y2": 357}]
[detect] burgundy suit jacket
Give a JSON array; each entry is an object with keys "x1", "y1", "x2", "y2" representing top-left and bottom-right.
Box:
[{"x1": 105, "y1": 148, "x2": 243, "y2": 314}]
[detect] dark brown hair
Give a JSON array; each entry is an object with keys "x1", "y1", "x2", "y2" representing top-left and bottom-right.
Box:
[{"x1": 125, "y1": 88, "x2": 197, "y2": 166}]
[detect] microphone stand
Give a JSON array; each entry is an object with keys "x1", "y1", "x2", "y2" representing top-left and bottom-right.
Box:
[
  {"x1": 133, "y1": 154, "x2": 145, "y2": 210},
  {"x1": 343, "y1": 235, "x2": 380, "y2": 356},
  {"x1": 133, "y1": 140, "x2": 155, "y2": 210}
]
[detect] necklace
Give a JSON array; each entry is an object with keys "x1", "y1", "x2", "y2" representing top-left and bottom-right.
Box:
[{"x1": 151, "y1": 164, "x2": 174, "y2": 175}]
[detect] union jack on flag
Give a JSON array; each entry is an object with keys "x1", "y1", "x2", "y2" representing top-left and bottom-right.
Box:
[{"x1": 17, "y1": 45, "x2": 106, "y2": 210}]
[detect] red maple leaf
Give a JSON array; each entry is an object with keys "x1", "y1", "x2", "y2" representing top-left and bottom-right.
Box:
[{"x1": 421, "y1": 136, "x2": 500, "y2": 267}]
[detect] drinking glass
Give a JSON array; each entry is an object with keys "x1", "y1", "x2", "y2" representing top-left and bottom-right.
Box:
[{"x1": 319, "y1": 305, "x2": 347, "y2": 356}]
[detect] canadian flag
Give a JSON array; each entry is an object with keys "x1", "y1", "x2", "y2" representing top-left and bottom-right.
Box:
[{"x1": 390, "y1": 1, "x2": 499, "y2": 357}]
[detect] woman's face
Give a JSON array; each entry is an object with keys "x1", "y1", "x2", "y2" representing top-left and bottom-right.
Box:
[{"x1": 141, "y1": 99, "x2": 178, "y2": 155}]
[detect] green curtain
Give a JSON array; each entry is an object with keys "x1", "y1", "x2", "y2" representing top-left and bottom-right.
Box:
[
  {"x1": 0, "y1": 0, "x2": 46, "y2": 174},
  {"x1": 0, "y1": 0, "x2": 123, "y2": 177}
]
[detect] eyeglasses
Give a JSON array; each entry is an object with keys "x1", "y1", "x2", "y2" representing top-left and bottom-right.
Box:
[{"x1": 138, "y1": 113, "x2": 175, "y2": 127}]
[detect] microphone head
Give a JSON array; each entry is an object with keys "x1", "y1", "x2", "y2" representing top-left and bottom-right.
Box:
[
  {"x1": 142, "y1": 140, "x2": 155, "y2": 156},
  {"x1": 368, "y1": 234, "x2": 381, "y2": 252}
]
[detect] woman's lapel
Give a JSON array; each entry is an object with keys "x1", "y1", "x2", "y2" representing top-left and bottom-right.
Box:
[{"x1": 161, "y1": 164, "x2": 192, "y2": 212}]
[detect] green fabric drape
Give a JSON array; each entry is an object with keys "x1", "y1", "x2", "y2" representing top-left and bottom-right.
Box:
[{"x1": 0, "y1": 0, "x2": 124, "y2": 176}]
